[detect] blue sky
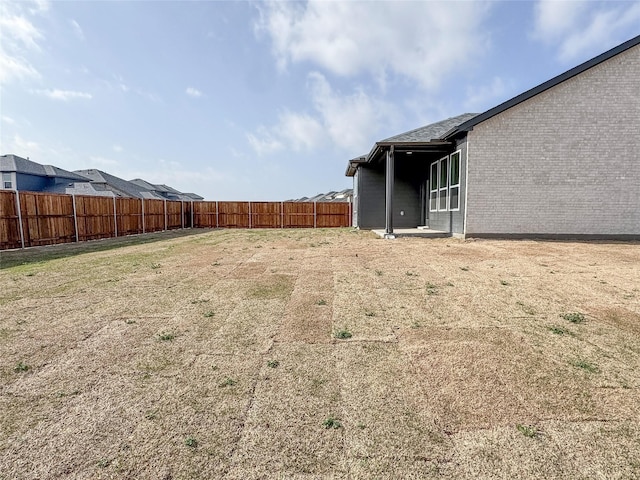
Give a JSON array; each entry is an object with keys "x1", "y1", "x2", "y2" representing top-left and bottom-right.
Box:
[{"x1": 1, "y1": 1, "x2": 639, "y2": 200}]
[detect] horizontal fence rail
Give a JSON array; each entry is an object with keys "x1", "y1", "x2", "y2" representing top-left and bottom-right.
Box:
[{"x1": 0, "y1": 190, "x2": 352, "y2": 250}]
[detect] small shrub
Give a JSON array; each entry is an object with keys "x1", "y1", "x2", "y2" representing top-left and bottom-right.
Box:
[
  {"x1": 375, "y1": 270, "x2": 383, "y2": 276},
  {"x1": 185, "y1": 437, "x2": 198, "y2": 448},
  {"x1": 158, "y1": 332, "x2": 175, "y2": 341},
  {"x1": 516, "y1": 424, "x2": 538, "y2": 438},
  {"x1": 334, "y1": 328, "x2": 352, "y2": 339},
  {"x1": 203, "y1": 311, "x2": 215, "y2": 318},
  {"x1": 14, "y1": 361, "x2": 30, "y2": 373},
  {"x1": 426, "y1": 283, "x2": 438, "y2": 295},
  {"x1": 500, "y1": 280, "x2": 510, "y2": 286},
  {"x1": 267, "y1": 360, "x2": 280, "y2": 368},
  {"x1": 364, "y1": 311, "x2": 376, "y2": 317},
  {"x1": 150, "y1": 263, "x2": 161, "y2": 269},
  {"x1": 316, "y1": 299, "x2": 327, "y2": 306},
  {"x1": 460, "y1": 266, "x2": 469, "y2": 271},
  {"x1": 406, "y1": 271, "x2": 418, "y2": 277},
  {"x1": 561, "y1": 312, "x2": 586, "y2": 324},
  {"x1": 323, "y1": 417, "x2": 342, "y2": 429},
  {"x1": 97, "y1": 458, "x2": 111, "y2": 468}
]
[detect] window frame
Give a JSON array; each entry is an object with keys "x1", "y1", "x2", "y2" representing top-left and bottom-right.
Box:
[
  {"x1": 429, "y1": 149, "x2": 462, "y2": 213},
  {"x1": 2, "y1": 172, "x2": 13, "y2": 190},
  {"x1": 448, "y1": 150, "x2": 461, "y2": 211}
]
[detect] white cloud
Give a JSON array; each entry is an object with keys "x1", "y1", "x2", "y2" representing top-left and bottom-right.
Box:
[
  {"x1": 113, "y1": 145, "x2": 123, "y2": 153},
  {"x1": 4, "y1": 134, "x2": 43, "y2": 157},
  {"x1": 255, "y1": 1, "x2": 492, "y2": 90},
  {"x1": 186, "y1": 87, "x2": 203, "y2": 97},
  {"x1": 0, "y1": 1, "x2": 45, "y2": 84},
  {"x1": 0, "y1": 53, "x2": 40, "y2": 82},
  {"x1": 533, "y1": 0, "x2": 640, "y2": 62},
  {"x1": 464, "y1": 76, "x2": 513, "y2": 111},
  {"x1": 89, "y1": 155, "x2": 119, "y2": 168},
  {"x1": 247, "y1": 72, "x2": 397, "y2": 156},
  {"x1": 2, "y1": 115, "x2": 16, "y2": 125},
  {"x1": 34, "y1": 89, "x2": 93, "y2": 100},
  {"x1": 0, "y1": 13, "x2": 44, "y2": 51},
  {"x1": 247, "y1": 127, "x2": 284, "y2": 156},
  {"x1": 69, "y1": 19, "x2": 84, "y2": 40}
]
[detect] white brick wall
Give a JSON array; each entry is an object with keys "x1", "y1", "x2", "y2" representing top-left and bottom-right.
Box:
[{"x1": 466, "y1": 44, "x2": 640, "y2": 236}]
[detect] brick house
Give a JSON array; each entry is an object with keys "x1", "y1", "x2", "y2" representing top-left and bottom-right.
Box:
[{"x1": 346, "y1": 35, "x2": 640, "y2": 239}]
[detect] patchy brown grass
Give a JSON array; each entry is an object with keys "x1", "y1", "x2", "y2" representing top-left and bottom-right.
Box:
[{"x1": 1, "y1": 229, "x2": 639, "y2": 479}]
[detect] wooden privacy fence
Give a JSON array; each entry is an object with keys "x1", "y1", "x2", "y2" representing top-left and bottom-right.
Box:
[{"x1": 0, "y1": 190, "x2": 352, "y2": 250}]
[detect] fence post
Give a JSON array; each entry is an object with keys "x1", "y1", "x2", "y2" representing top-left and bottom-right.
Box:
[
  {"x1": 191, "y1": 201, "x2": 194, "y2": 228},
  {"x1": 14, "y1": 191, "x2": 25, "y2": 249},
  {"x1": 164, "y1": 199, "x2": 167, "y2": 231},
  {"x1": 216, "y1": 201, "x2": 219, "y2": 228},
  {"x1": 248, "y1": 201, "x2": 251, "y2": 229},
  {"x1": 348, "y1": 197, "x2": 352, "y2": 227},
  {"x1": 71, "y1": 194, "x2": 79, "y2": 242},
  {"x1": 313, "y1": 201, "x2": 317, "y2": 229},
  {"x1": 181, "y1": 201, "x2": 184, "y2": 229},
  {"x1": 113, "y1": 196, "x2": 118, "y2": 237},
  {"x1": 141, "y1": 199, "x2": 145, "y2": 234}
]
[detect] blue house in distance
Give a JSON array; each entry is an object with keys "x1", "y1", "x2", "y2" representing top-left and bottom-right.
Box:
[{"x1": 0, "y1": 154, "x2": 91, "y2": 193}]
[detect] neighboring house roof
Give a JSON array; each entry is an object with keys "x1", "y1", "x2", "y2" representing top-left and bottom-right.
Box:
[
  {"x1": 288, "y1": 189, "x2": 353, "y2": 202},
  {"x1": 444, "y1": 34, "x2": 640, "y2": 139},
  {"x1": 129, "y1": 178, "x2": 202, "y2": 200},
  {"x1": 0, "y1": 154, "x2": 89, "y2": 182},
  {"x1": 181, "y1": 192, "x2": 204, "y2": 200},
  {"x1": 75, "y1": 169, "x2": 164, "y2": 199},
  {"x1": 41, "y1": 182, "x2": 116, "y2": 197}
]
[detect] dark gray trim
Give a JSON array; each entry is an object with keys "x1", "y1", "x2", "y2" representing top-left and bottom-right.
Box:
[
  {"x1": 466, "y1": 233, "x2": 640, "y2": 241},
  {"x1": 444, "y1": 34, "x2": 640, "y2": 139}
]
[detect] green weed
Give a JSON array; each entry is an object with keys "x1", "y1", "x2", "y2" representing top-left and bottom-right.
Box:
[
  {"x1": 323, "y1": 417, "x2": 342, "y2": 429},
  {"x1": 158, "y1": 332, "x2": 175, "y2": 341},
  {"x1": 219, "y1": 377, "x2": 237, "y2": 387},
  {"x1": 516, "y1": 424, "x2": 538, "y2": 438},
  {"x1": 561, "y1": 312, "x2": 586, "y2": 324},
  {"x1": 267, "y1": 360, "x2": 280, "y2": 368},
  {"x1": 203, "y1": 311, "x2": 215, "y2": 318},
  {"x1": 571, "y1": 359, "x2": 599, "y2": 373},
  {"x1": 185, "y1": 437, "x2": 198, "y2": 448},
  {"x1": 316, "y1": 299, "x2": 327, "y2": 306},
  {"x1": 14, "y1": 361, "x2": 30, "y2": 373},
  {"x1": 334, "y1": 328, "x2": 352, "y2": 339}
]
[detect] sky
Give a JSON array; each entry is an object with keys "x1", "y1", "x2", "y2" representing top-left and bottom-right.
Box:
[{"x1": 1, "y1": 1, "x2": 639, "y2": 200}]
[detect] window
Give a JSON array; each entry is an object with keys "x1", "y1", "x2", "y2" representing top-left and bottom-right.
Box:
[
  {"x1": 449, "y1": 151, "x2": 461, "y2": 211},
  {"x1": 438, "y1": 157, "x2": 448, "y2": 211},
  {"x1": 429, "y1": 162, "x2": 437, "y2": 212},
  {"x1": 2, "y1": 173, "x2": 12, "y2": 189},
  {"x1": 429, "y1": 149, "x2": 462, "y2": 213}
]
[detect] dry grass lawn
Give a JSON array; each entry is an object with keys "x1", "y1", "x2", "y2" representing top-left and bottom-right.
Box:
[{"x1": 1, "y1": 228, "x2": 639, "y2": 479}]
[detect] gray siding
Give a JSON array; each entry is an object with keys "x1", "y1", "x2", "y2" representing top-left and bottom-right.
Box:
[
  {"x1": 356, "y1": 166, "x2": 386, "y2": 229},
  {"x1": 354, "y1": 156, "x2": 426, "y2": 229},
  {"x1": 466, "y1": 44, "x2": 640, "y2": 236}
]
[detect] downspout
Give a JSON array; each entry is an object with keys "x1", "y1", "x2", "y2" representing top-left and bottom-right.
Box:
[{"x1": 384, "y1": 145, "x2": 395, "y2": 238}]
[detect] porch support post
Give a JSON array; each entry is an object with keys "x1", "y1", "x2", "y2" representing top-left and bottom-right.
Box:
[{"x1": 384, "y1": 145, "x2": 395, "y2": 238}]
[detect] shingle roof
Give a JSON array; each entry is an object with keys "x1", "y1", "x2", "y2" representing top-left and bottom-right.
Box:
[
  {"x1": 381, "y1": 113, "x2": 479, "y2": 143},
  {"x1": 0, "y1": 154, "x2": 89, "y2": 181},
  {"x1": 75, "y1": 169, "x2": 164, "y2": 199}
]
